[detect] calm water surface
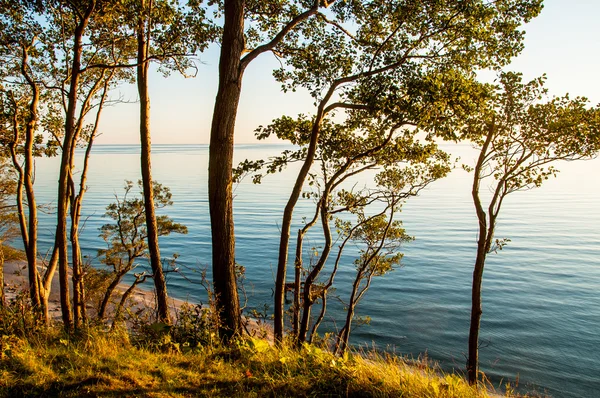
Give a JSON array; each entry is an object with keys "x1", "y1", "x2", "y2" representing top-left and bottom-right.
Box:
[{"x1": 30, "y1": 144, "x2": 600, "y2": 398}]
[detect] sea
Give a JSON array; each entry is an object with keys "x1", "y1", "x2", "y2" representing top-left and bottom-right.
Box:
[{"x1": 25, "y1": 143, "x2": 600, "y2": 398}]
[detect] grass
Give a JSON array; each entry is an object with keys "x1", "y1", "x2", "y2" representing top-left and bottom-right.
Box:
[
  {"x1": 0, "y1": 245, "x2": 505, "y2": 397},
  {"x1": 0, "y1": 324, "x2": 498, "y2": 398}
]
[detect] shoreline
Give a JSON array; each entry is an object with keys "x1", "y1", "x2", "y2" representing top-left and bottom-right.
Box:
[{"x1": 2, "y1": 259, "x2": 271, "y2": 338}]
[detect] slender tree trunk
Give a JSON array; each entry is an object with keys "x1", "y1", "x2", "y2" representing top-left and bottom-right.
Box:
[
  {"x1": 137, "y1": 0, "x2": 170, "y2": 324},
  {"x1": 70, "y1": 207, "x2": 85, "y2": 327},
  {"x1": 24, "y1": 130, "x2": 40, "y2": 310},
  {"x1": 275, "y1": 114, "x2": 325, "y2": 342},
  {"x1": 297, "y1": 197, "x2": 333, "y2": 344},
  {"x1": 468, "y1": 126, "x2": 495, "y2": 385},
  {"x1": 208, "y1": 0, "x2": 245, "y2": 339},
  {"x1": 98, "y1": 270, "x2": 127, "y2": 320},
  {"x1": 39, "y1": 245, "x2": 59, "y2": 325},
  {"x1": 21, "y1": 48, "x2": 41, "y2": 311},
  {"x1": 9, "y1": 144, "x2": 41, "y2": 309},
  {"x1": 337, "y1": 268, "x2": 367, "y2": 356},
  {"x1": 7, "y1": 96, "x2": 41, "y2": 310},
  {"x1": 292, "y1": 229, "x2": 303, "y2": 337},
  {"x1": 308, "y1": 288, "x2": 327, "y2": 344},
  {"x1": 468, "y1": 241, "x2": 487, "y2": 385},
  {"x1": 56, "y1": 6, "x2": 95, "y2": 332},
  {"x1": 113, "y1": 274, "x2": 149, "y2": 325}
]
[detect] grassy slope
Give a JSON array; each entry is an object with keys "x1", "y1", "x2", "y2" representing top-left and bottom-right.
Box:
[{"x1": 0, "y1": 327, "x2": 492, "y2": 398}]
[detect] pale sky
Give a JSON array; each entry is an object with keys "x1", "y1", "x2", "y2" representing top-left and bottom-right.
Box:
[{"x1": 96, "y1": 0, "x2": 600, "y2": 145}]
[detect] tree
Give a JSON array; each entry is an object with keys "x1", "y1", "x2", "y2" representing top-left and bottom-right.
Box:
[
  {"x1": 265, "y1": 0, "x2": 543, "y2": 342},
  {"x1": 0, "y1": 0, "x2": 59, "y2": 322},
  {"x1": 462, "y1": 72, "x2": 600, "y2": 385},
  {"x1": 98, "y1": 180, "x2": 187, "y2": 323},
  {"x1": 220, "y1": 0, "x2": 542, "y2": 342},
  {"x1": 334, "y1": 200, "x2": 409, "y2": 356},
  {"x1": 133, "y1": 0, "x2": 213, "y2": 324},
  {"x1": 236, "y1": 106, "x2": 452, "y2": 344},
  {"x1": 208, "y1": 0, "x2": 347, "y2": 339}
]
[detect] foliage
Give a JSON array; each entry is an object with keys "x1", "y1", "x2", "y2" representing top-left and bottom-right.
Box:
[
  {"x1": 465, "y1": 72, "x2": 600, "y2": 203},
  {"x1": 463, "y1": 71, "x2": 600, "y2": 384},
  {"x1": 0, "y1": 322, "x2": 493, "y2": 398},
  {"x1": 99, "y1": 180, "x2": 187, "y2": 271},
  {"x1": 0, "y1": 291, "x2": 47, "y2": 339},
  {"x1": 97, "y1": 180, "x2": 187, "y2": 321}
]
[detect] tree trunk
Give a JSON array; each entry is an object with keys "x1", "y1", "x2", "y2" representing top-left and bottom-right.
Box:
[
  {"x1": 468, "y1": 243, "x2": 487, "y2": 385},
  {"x1": 207, "y1": 0, "x2": 245, "y2": 339},
  {"x1": 39, "y1": 245, "x2": 59, "y2": 325},
  {"x1": 10, "y1": 141, "x2": 41, "y2": 310},
  {"x1": 137, "y1": 0, "x2": 171, "y2": 324},
  {"x1": 275, "y1": 115, "x2": 325, "y2": 342},
  {"x1": 98, "y1": 270, "x2": 127, "y2": 320},
  {"x1": 7, "y1": 89, "x2": 41, "y2": 310},
  {"x1": 56, "y1": 7, "x2": 94, "y2": 332},
  {"x1": 24, "y1": 131, "x2": 41, "y2": 311},
  {"x1": 113, "y1": 274, "x2": 148, "y2": 325},
  {"x1": 297, "y1": 197, "x2": 333, "y2": 344},
  {"x1": 70, "y1": 210, "x2": 85, "y2": 327},
  {"x1": 292, "y1": 229, "x2": 303, "y2": 337},
  {"x1": 22, "y1": 51, "x2": 41, "y2": 311},
  {"x1": 468, "y1": 126, "x2": 494, "y2": 385}
]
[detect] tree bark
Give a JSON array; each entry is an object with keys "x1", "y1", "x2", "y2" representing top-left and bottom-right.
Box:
[
  {"x1": 297, "y1": 196, "x2": 333, "y2": 344},
  {"x1": 275, "y1": 114, "x2": 325, "y2": 342},
  {"x1": 21, "y1": 46, "x2": 41, "y2": 311},
  {"x1": 137, "y1": 0, "x2": 171, "y2": 324},
  {"x1": 7, "y1": 53, "x2": 42, "y2": 311},
  {"x1": 468, "y1": 242, "x2": 487, "y2": 385},
  {"x1": 56, "y1": 3, "x2": 96, "y2": 332},
  {"x1": 467, "y1": 127, "x2": 494, "y2": 385},
  {"x1": 98, "y1": 270, "x2": 127, "y2": 320},
  {"x1": 207, "y1": 0, "x2": 245, "y2": 339}
]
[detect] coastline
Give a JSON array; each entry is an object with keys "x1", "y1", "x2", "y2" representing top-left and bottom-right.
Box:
[{"x1": 2, "y1": 259, "x2": 271, "y2": 338}]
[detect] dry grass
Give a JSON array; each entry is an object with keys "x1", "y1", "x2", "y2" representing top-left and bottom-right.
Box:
[{"x1": 0, "y1": 327, "x2": 496, "y2": 398}]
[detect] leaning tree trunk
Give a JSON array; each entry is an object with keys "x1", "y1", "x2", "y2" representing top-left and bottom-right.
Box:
[
  {"x1": 137, "y1": 0, "x2": 170, "y2": 324},
  {"x1": 207, "y1": 0, "x2": 245, "y2": 339},
  {"x1": 23, "y1": 127, "x2": 41, "y2": 311},
  {"x1": 39, "y1": 246, "x2": 59, "y2": 325},
  {"x1": 98, "y1": 269, "x2": 128, "y2": 320}
]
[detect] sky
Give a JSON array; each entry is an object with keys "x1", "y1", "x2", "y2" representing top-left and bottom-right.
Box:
[{"x1": 96, "y1": 0, "x2": 600, "y2": 145}]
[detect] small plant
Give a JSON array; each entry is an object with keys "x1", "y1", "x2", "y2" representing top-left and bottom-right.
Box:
[{"x1": 171, "y1": 303, "x2": 216, "y2": 350}]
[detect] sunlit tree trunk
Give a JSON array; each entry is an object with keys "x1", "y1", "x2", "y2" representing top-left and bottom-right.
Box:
[
  {"x1": 56, "y1": 4, "x2": 95, "y2": 332},
  {"x1": 137, "y1": 0, "x2": 170, "y2": 324},
  {"x1": 207, "y1": 0, "x2": 245, "y2": 339}
]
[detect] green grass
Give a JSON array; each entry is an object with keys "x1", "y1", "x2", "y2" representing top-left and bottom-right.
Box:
[{"x1": 0, "y1": 325, "x2": 499, "y2": 398}]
